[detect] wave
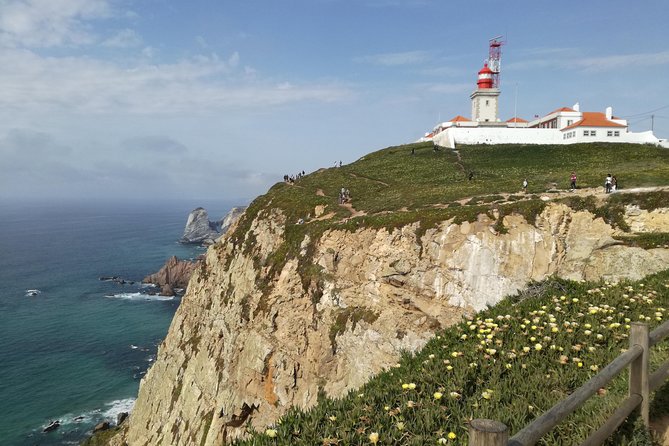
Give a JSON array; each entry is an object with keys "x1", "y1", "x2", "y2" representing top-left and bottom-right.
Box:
[
  {"x1": 106, "y1": 292, "x2": 174, "y2": 301},
  {"x1": 102, "y1": 398, "x2": 136, "y2": 419},
  {"x1": 45, "y1": 397, "x2": 136, "y2": 430}
]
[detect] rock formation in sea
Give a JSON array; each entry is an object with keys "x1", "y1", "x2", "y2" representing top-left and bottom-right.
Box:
[
  {"x1": 180, "y1": 207, "x2": 246, "y2": 245},
  {"x1": 142, "y1": 256, "x2": 199, "y2": 296},
  {"x1": 144, "y1": 207, "x2": 247, "y2": 296},
  {"x1": 109, "y1": 193, "x2": 669, "y2": 446}
]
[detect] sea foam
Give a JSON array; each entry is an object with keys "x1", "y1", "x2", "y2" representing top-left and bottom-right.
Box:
[{"x1": 106, "y1": 292, "x2": 174, "y2": 301}]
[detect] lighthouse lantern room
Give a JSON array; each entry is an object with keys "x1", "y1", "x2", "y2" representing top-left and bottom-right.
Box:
[{"x1": 470, "y1": 37, "x2": 503, "y2": 123}]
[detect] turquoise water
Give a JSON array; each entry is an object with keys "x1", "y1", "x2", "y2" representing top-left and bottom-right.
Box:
[{"x1": 0, "y1": 200, "x2": 235, "y2": 445}]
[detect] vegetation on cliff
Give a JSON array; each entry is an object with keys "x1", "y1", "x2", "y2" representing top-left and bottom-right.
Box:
[
  {"x1": 223, "y1": 142, "x2": 669, "y2": 444},
  {"x1": 234, "y1": 270, "x2": 669, "y2": 445}
]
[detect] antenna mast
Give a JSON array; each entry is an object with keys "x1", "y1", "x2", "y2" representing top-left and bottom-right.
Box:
[{"x1": 487, "y1": 36, "x2": 505, "y2": 88}]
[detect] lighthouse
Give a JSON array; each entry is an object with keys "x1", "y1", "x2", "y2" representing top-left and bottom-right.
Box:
[{"x1": 470, "y1": 38, "x2": 503, "y2": 123}]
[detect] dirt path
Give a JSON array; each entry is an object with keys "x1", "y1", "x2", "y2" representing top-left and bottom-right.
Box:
[{"x1": 349, "y1": 172, "x2": 389, "y2": 187}]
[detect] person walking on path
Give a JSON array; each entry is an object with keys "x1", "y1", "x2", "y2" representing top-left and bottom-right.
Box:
[
  {"x1": 522, "y1": 178, "x2": 528, "y2": 192},
  {"x1": 612, "y1": 176, "x2": 618, "y2": 192},
  {"x1": 570, "y1": 172, "x2": 577, "y2": 191}
]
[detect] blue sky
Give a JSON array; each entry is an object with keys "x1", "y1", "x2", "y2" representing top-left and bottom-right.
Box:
[{"x1": 1, "y1": 0, "x2": 668, "y2": 203}]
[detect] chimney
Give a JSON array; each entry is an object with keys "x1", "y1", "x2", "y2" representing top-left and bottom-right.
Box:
[
  {"x1": 572, "y1": 102, "x2": 580, "y2": 112},
  {"x1": 605, "y1": 106, "x2": 613, "y2": 120}
]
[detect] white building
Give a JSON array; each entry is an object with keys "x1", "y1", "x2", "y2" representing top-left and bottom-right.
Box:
[{"x1": 423, "y1": 59, "x2": 668, "y2": 149}]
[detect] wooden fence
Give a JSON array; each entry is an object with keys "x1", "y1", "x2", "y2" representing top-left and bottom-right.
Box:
[{"x1": 469, "y1": 320, "x2": 669, "y2": 445}]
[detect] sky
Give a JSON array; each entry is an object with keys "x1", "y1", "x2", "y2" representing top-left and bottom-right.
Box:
[{"x1": 1, "y1": 0, "x2": 668, "y2": 203}]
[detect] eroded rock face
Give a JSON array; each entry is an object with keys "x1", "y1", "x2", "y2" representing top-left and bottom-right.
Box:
[
  {"x1": 112, "y1": 203, "x2": 669, "y2": 446},
  {"x1": 180, "y1": 207, "x2": 247, "y2": 245},
  {"x1": 142, "y1": 256, "x2": 198, "y2": 296}
]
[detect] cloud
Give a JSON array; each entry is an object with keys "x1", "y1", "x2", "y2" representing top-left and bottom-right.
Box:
[
  {"x1": 0, "y1": 48, "x2": 355, "y2": 114},
  {"x1": 573, "y1": 51, "x2": 669, "y2": 71},
  {"x1": 102, "y1": 28, "x2": 142, "y2": 48},
  {"x1": 0, "y1": 0, "x2": 112, "y2": 47},
  {"x1": 507, "y1": 49, "x2": 669, "y2": 73},
  {"x1": 421, "y1": 82, "x2": 471, "y2": 94},
  {"x1": 121, "y1": 136, "x2": 189, "y2": 154},
  {"x1": 355, "y1": 50, "x2": 431, "y2": 66}
]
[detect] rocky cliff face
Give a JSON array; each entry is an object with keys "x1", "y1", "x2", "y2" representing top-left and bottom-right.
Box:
[{"x1": 112, "y1": 200, "x2": 669, "y2": 446}]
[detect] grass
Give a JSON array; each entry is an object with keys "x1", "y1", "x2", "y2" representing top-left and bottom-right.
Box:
[{"x1": 233, "y1": 271, "x2": 669, "y2": 445}]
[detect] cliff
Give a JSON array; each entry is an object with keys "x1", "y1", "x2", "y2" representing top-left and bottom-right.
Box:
[{"x1": 111, "y1": 192, "x2": 669, "y2": 446}]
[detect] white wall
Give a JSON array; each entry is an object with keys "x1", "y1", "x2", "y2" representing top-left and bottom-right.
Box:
[
  {"x1": 432, "y1": 126, "x2": 661, "y2": 148},
  {"x1": 433, "y1": 127, "x2": 563, "y2": 148}
]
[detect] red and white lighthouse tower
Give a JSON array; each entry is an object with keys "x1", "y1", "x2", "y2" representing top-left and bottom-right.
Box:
[{"x1": 470, "y1": 37, "x2": 504, "y2": 123}]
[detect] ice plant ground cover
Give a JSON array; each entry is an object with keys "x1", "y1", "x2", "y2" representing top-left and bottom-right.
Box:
[{"x1": 235, "y1": 270, "x2": 669, "y2": 445}]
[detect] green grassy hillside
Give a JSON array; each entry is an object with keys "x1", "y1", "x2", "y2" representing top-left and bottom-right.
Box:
[{"x1": 226, "y1": 142, "x2": 669, "y2": 445}]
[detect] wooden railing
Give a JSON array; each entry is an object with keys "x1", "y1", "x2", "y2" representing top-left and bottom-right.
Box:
[{"x1": 469, "y1": 320, "x2": 669, "y2": 445}]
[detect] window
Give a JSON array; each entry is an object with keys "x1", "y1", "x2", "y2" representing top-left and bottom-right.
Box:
[
  {"x1": 583, "y1": 130, "x2": 589, "y2": 136},
  {"x1": 614, "y1": 131, "x2": 620, "y2": 136},
  {"x1": 607, "y1": 131, "x2": 613, "y2": 137},
  {"x1": 485, "y1": 100, "x2": 489, "y2": 105},
  {"x1": 567, "y1": 120, "x2": 573, "y2": 126},
  {"x1": 591, "y1": 130, "x2": 596, "y2": 136}
]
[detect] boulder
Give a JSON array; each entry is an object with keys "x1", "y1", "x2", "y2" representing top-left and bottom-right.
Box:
[
  {"x1": 117, "y1": 412, "x2": 129, "y2": 426},
  {"x1": 93, "y1": 421, "x2": 110, "y2": 433},
  {"x1": 43, "y1": 420, "x2": 60, "y2": 433}
]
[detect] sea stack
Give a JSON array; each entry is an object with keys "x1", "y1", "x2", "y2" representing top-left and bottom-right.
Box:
[
  {"x1": 180, "y1": 207, "x2": 246, "y2": 245},
  {"x1": 179, "y1": 207, "x2": 220, "y2": 245}
]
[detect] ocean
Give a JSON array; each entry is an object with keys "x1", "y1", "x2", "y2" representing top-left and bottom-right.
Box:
[{"x1": 0, "y1": 199, "x2": 236, "y2": 446}]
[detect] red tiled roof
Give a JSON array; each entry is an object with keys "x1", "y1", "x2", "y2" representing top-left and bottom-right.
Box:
[
  {"x1": 450, "y1": 115, "x2": 471, "y2": 122},
  {"x1": 548, "y1": 107, "x2": 576, "y2": 115},
  {"x1": 561, "y1": 112, "x2": 627, "y2": 131},
  {"x1": 506, "y1": 117, "x2": 528, "y2": 123}
]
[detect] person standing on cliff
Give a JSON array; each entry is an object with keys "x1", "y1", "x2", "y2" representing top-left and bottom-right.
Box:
[
  {"x1": 570, "y1": 172, "x2": 577, "y2": 191},
  {"x1": 605, "y1": 174, "x2": 612, "y2": 193}
]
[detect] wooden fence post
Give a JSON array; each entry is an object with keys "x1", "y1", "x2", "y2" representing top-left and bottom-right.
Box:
[
  {"x1": 469, "y1": 419, "x2": 508, "y2": 446},
  {"x1": 629, "y1": 322, "x2": 649, "y2": 428}
]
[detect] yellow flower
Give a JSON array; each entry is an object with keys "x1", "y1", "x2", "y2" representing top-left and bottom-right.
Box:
[
  {"x1": 482, "y1": 389, "x2": 493, "y2": 399},
  {"x1": 577, "y1": 362, "x2": 583, "y2": 368},
  {"x1": 590, "y1": 365, "x2": 599, "y2": 372},
  {"x1": 437, "y1": 438, "x2": 448, "y2": 445},
  {"x1": 408, "y1": 382, "x2": 416, "y2": 390},
  {"x1": 434, "y1": 392, "x2": 443, "y2": 400},
  {"x1": 396, "y1": 421, "x2": 405, "y2": 431},
  {"x1": 449, "y1": 391, "x2": 461, "y2": 399},
  {"x1": 265, "y1": 428, "x2": 277, "y2": 438},
  {"x1": 446, "y1": 365, "x2": 453, "y2": 371},
  {"x1": 535, "y1": 343, "x2": 543, "y2": 351},
  {"x1": 328, "y1": 415, "x2": 337, "y2": 422},
  {"x1": 402, "y1": 383, "x2": 409, "y2": 390},
  {"x1": 522, "y1": 346, "x2": 530, "y2": 353},
  {"x1": 448, "y1": 432, "x2": 457, "y2": 439},
  {"x1": 369, "y1": 432, "x2": 379, "y2": 444}
]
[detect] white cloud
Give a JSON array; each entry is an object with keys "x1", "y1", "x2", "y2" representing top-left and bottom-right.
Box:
[
  {"x1": 102, "y1": 28, "x2": 142, "y2": 48},
  {"x1": 421, "y1": 82, "x2": 471, "y2": 94},
  {"x1": 355, "y1": 50, "x2": 431, "y2": 66},
  {"x1": 0, "y1": 0, "x2": 111, "y2": 47},
  {"x1": 507, "y1": 49, "x2": 669, "y2": 72},
  {"x1": 0, "y1": 48, "x2": 355, "y2": 114}
]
